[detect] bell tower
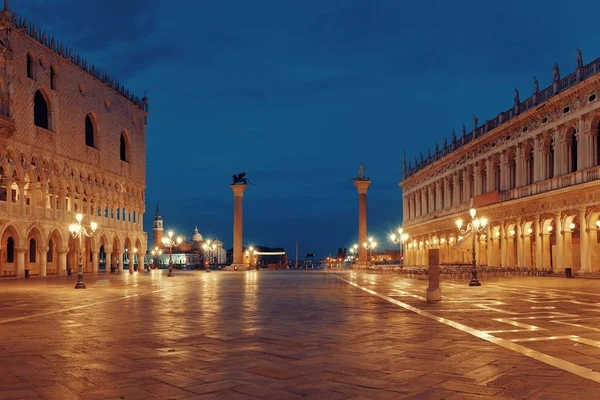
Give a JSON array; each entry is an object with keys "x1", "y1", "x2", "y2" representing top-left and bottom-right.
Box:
[{"x1": 153, "y1": 202, "x2": 163, "y2": 248}]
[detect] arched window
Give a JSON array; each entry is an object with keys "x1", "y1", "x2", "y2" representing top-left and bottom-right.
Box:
[
  {"x1": 47, "y1": 239, "x2": 53, "y2": 263},
  {"x1": 85, "y1": 115, "x2": 95, "y2": 147},
  {"x1": 570, "y1": 132, "x2": 578, "y2": 173},
  {"x1": 34, "y1": 90, "x2": 49, "y2": 129},
  {"x1": 50, "y1": 67, "x2": 57, "y2": 90},
  {"x1": 29, "y1": 238, "x2": 36, "y2": 263},
  {"x1": 27, "y1": 54, "x2": 34, "y2": 79},
  {"x1": 120, "y1": 133, "x2": 128, "y2": 162},
  {"x1": 6, "y1": 236, "x2": 14, "y2": 263}
]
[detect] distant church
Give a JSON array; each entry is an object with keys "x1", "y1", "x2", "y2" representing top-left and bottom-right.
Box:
[{"x1": 148, "y1": 203, "x2": 226, "y2": 266}]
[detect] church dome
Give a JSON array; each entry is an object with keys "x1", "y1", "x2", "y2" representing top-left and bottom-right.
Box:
[{"x1": 191, "y1": 227, "x2": 203, "y2": 243}]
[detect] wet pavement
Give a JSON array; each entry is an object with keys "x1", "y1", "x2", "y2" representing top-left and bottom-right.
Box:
[{"x1": 0, "y1": 270, "x2": 599, "y2": 399}]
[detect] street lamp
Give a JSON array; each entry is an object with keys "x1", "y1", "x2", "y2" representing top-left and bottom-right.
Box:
[
  {"x1": 68, "y1": 213, "x2": 97, "y2": 289},
  {"x1": 362, "y1": 237, "x2": 377, "y2": 265},
  {"x1": 389, "y1": 227, "x2": 410, "y2": 264},
  {"x1": 245, "y1": 246, "x2": 258, "y2": 269},
  {"x1": 202, "y1": 240, "x2": 218, "y2": 272},
  {"x1": 456, "y1": 208, "x2": 488, "y2": 287},
  {"x1": 162, "y1": 230, "x2": 183, "y2": 277}
]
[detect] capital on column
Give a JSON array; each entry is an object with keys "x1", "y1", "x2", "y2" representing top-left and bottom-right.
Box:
[{"x1": 230, "y1": 183, "x2": 248, "y2": 197}]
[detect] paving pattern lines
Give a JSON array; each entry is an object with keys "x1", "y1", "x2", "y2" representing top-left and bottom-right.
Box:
[
  {"x1": 3, "y1": 271, "x2": 600, "y2": 399},
  {"x1": 332, "y1": 272, "x2": 600, "y2": 384}
]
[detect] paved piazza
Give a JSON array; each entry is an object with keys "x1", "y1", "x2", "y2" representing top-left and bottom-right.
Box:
[{"x1": 2, "y1": 272, "x2": 600, "y2": 399}]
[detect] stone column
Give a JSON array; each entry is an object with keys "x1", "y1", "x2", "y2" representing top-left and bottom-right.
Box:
[
  {"x1": 6, "y1": 179, "x2": 12, "y2": 214},
  {"x1": 16, "y1": 247, "x2": 25, "y2": 277},
  {"x1": 555, "y1": 213, "x2": 564, "y2": 272},
  {"x1": 39, "y1": 247, "x2": 47, "y2": 276},
  {"x1": 486, "y1": 225, "x2": 493, "y2": 266},
  {"x1": 18, "y1": 181, "x2": 26, "y2": 216},
  {"x1": 523, "y1": 230, "x2": 532, "y2": 267},
  {"x1": 92, "y1": 250, "x2": 99, "y2": 273},
  {"x1": 590, "y1": 225, "x2": 599, "y2": 272},
  {"x1": 230, "y1": 183, "x2": 248, "y2": 268},
  {"x1": 58, "y1": 248, "x2": 67, "y2": 275},
  {"x1": 564, "y1": 227, "x2": 573, "y2": 271},
  {"x1": 354, "y1": 180, "x2": 371, "y2": 264},
  {"x1": 500, "y1": 223, "x2": 507, "y2": 267},
  {"x1": 535, "y1": 216, "x2": 542, "y2": 268},
  {"x1": 105, "y1": 248, "x2": 113, "y2": 273},
  {"x1": 542, "y1": 232, "x2": 551, "y2": 269},
  {"x1": 516, "y1": 218, "x2": 523, "y2": 267},
  {"x1": 580, "y1": 209, "x2": 590, "y2": 272}
]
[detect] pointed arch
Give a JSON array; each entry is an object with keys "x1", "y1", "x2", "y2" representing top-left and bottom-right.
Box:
[
  {"x1": 85, "y1": 114, "x2": 95, "y2": 148},
  {"x1": 34, "y1": 89, "x2": 53, "y2": 131},
  {"x1": 120, "y1": 131, "x2": 131, "y2": 162}
]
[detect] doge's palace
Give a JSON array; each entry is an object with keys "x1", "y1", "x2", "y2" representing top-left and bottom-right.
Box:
[
  {"x1": 401, "y1": 49, "x2": 600, "y2": 275},
  {"x1": 0, "y1": 3, "x2": 147, "y2": 278}
]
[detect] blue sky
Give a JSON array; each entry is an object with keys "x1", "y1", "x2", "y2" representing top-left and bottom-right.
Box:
[{"x1": 17, "y1": 0, "x2": 600, "y2": 257}]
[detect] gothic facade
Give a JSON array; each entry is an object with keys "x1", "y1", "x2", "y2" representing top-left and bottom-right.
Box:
[
  {"x1": 0, "y1": 5, "x2": 148, "y2": 278},
  {"x1": 401, "y1": 52, "x2": 600, "y2": 274}
]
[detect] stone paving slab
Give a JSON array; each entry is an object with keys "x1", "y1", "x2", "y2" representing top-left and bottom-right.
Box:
[{"x1": 0, "y1": 270, "x2": 599, "y2": 399}]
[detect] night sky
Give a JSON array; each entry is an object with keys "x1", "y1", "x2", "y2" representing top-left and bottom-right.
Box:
[{"x1": 17, "y1": 0, "x2": 600, "y2": 258}]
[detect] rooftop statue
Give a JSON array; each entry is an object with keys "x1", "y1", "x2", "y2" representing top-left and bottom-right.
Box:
[
  {"x1": 577, "y1": 48, "x2": 583, "y2": 68},
  {"x1": 533, "y1": 76, "x2": 539, "y2": 93},
  {"x1": 514, "y1": 87, "x2": 520, "y2": 106},
  {"x1": 462, "y1": 124, "x2": 467, "y2": 137},
  {"x1": 553, "y1": 62, "x2": 560, "y2": 83},
  {"x1": 452, "y1": 130, "x2": 457, "y2": 143},
  {"x1": 443, "y1": 137, "x2": 448, "y2": 148},
  {"x1": 434, "y1": 141, "x2": 439, "y2": 153},
  {"x1": 473, "y1": 115, "x2": 478, "y2": 129}
]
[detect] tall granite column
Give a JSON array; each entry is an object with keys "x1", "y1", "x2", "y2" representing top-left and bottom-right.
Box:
[
  {"x1": 230, "y1": 184, "x2": 248, "y2": 269},
  {"x1": 354, "y1": 180, "x2": 371, "y2": 264}
]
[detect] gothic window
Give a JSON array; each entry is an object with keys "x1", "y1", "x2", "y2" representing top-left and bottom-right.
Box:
[
  {"x1": 50, "y1": 66, "x2": 57, "y2": 90},
  {"x1": 29, "y1": 238, "x2": 36, "y2": 263},
  {"x1": 47, "y1": 239, "x2": 53, "y2": 263},
  {"x1": 120, "y1": 133, "x2": 128, "y2": 162},
  {"x1": 6, "y1": 236, "x2": 14, "y2": 263},
  {"x1": 85, "y1": 115, "x2": 95, "y2": 147},
  {"x1": 27, "y1": 54, "x2": 34, "y2": 79},
  {"x1": 33, "y1": 90, "x2": 49, "y2": 129}
]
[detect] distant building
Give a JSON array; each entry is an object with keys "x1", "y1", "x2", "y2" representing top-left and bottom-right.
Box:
[{"x1": 146, "y1": 204, "x2": 226, "y2": 267}]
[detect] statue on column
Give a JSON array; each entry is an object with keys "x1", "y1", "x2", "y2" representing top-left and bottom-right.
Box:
[
  {"x1": 533, "y1": 76, "x2": 539, "y2": 93},
  {"x1": 577, "y1": 48, "x2": 583, "y2": 69},
  {"x1": 553, "y1": 62, "x2": 560, "y2": 83}
]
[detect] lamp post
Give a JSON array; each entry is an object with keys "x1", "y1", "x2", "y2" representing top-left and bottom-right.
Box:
[
  {"x1": 202, "y1": 240, "x2": 218, "y2": 272},
  {"x1": 68, "y1": 213, "x2": 97, "y2": 289},
  {"x1": 162, "y1": 230, "x2": 183, "y2": 277},
  {"x1": 132, "y1": 248, "x2": 138, "y2": 272},
  {"x1": 245, "y1": 246, "x2": 257, "y2": 269},
  {"x1": 456, "y1": 208, "x2": 488, "y2": 287},
  {"x1": 362, "y1": 237, "x2": 377, "y2": 265},
  {"x1": 389, "y1": 228, "x2": 410, "y2": 264}
]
